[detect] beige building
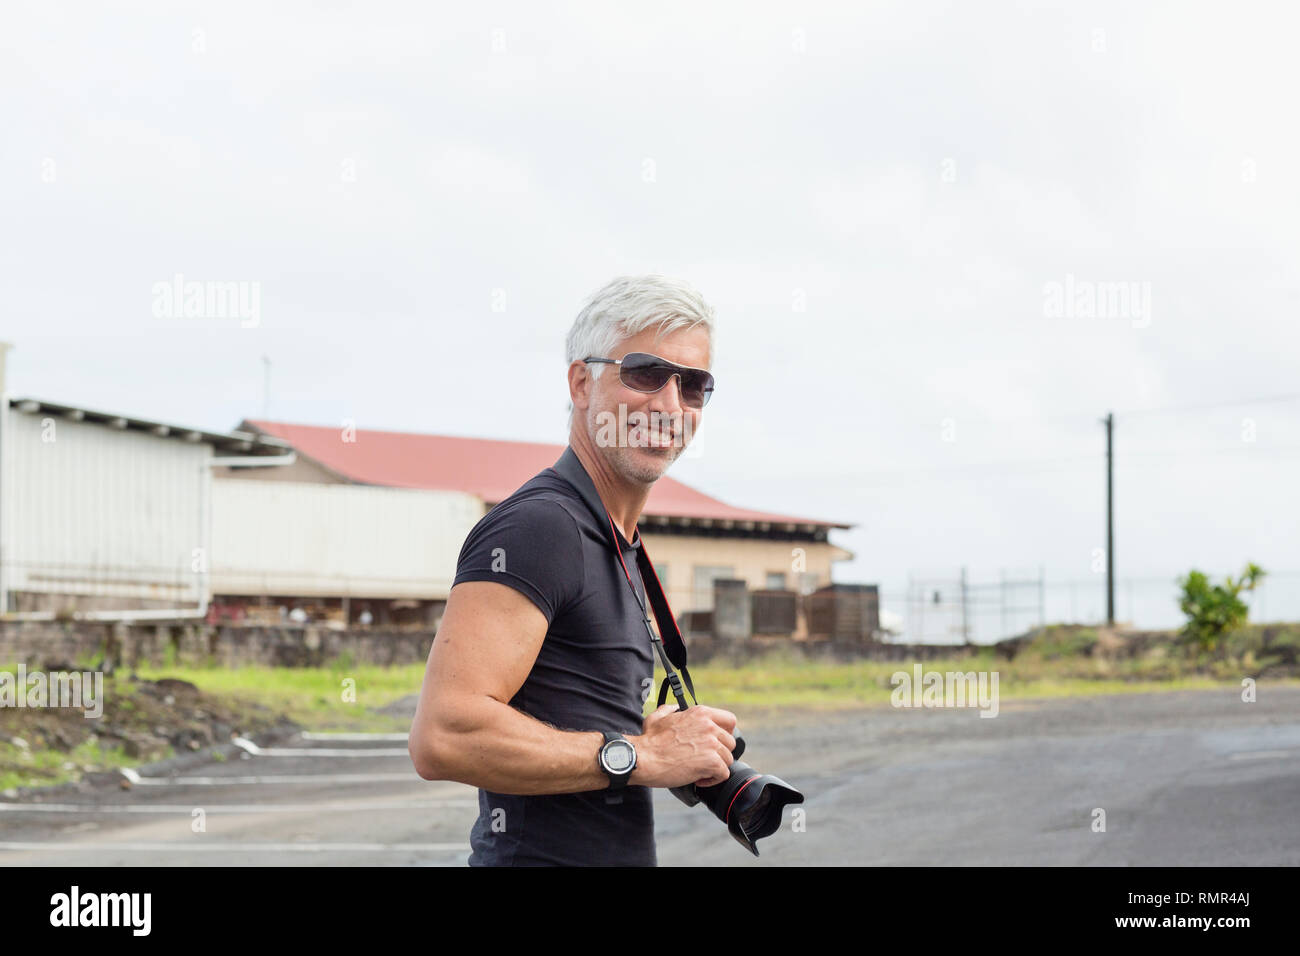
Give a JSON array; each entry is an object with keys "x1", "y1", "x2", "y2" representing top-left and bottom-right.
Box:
[
  {"x1": 638, "y1": 521, "x2": 846, "y2": 614},
  {"x1": 220, "y1": 420, "x2": 854, "y2": 633}
]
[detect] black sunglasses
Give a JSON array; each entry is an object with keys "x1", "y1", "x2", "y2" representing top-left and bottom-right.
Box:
[{"x1": 582, "y1": 351, "x2": 715, "y2": 408}]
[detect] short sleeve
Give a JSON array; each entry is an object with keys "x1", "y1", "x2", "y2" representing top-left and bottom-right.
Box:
[{"x1": 452, "y1": 498, "x2": 584, "y2": 624}]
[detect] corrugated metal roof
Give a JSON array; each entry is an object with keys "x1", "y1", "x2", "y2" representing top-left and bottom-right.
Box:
[
  {"x1": 10, "y1": 398, "x2": 293, "y2": 455},
  {"x1": 240, "y1": 419, "x2": 852, "y2": 530}
]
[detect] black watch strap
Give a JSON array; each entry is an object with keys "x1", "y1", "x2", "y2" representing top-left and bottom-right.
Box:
[{"x1": 599, "y1": 731, "x2": 634, "y2": 804}]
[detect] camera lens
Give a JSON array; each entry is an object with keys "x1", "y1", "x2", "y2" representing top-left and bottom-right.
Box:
[
  {"x1": 736, "y1": 787, "x2": 773, "y2": 832},
  {"x1": 693, "y1": 761, "x2": 803, "y2": 856},
  {"x1": 665, "y1": 734, "x2": 804, "y2": 856}
]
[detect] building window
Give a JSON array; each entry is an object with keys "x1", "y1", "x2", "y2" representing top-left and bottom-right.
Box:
[
  {"x1": 799, "y1": 572, "x2": 820, "y2": 595},
  {"x1": 692, "y1": 565, "x2": 735, "y2": 610},
  {"x1": 765, "y1": 572, "x2": 787, "y2": 590}
]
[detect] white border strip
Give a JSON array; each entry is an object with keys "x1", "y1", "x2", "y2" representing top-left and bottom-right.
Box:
[
  {"x1": 0, "y1": 800, "x2": 475, "y2": 812},
  {"x1": 0, "y1": 842, "x2": 469, "y2": 852}
]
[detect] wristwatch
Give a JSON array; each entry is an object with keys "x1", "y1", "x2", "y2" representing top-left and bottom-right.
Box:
[{"x1": 597, "y1": 731, "x2": 637, "y2": 804}]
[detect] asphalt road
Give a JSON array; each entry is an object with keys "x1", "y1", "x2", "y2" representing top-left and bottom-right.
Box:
[{"x1": 2, "y1": 686, "x2": 1297, "y2": 866}]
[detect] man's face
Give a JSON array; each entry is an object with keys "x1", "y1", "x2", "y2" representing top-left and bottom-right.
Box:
[{"x1": 581, "y1": 325, "x2": 711, "y2": 484}]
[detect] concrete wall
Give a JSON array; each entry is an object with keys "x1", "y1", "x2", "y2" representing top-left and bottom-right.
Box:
[
  {"x1": 0, "y1": 620, "x2": 434, "y2": 669},
  {"x1": 0, "y1": 620, "x2": 968, "y2": 671}
]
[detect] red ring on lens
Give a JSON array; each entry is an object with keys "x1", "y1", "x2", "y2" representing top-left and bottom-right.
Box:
[{"x1": 724, "y1": 775, "x2": 760, "y2": 823}]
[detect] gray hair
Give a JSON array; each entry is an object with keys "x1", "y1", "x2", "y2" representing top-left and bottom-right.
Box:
[{"x1": 565, "y1": 275, "x2": 716, "y2": 377}]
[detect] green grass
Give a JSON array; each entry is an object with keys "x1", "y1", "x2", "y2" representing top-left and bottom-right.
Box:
[
  {"x1": 133, "y1": 643, "x2": 1300, "y2": 730},
  {"x1": 129, "y1": 661, "x2": 422, "y2": 733},
  {"x1": 0, "y1": 737, "x2": 141, "y2": 792},
  {"x1": 651, "y1": 646, "x2": 1300, "y2": 718}
]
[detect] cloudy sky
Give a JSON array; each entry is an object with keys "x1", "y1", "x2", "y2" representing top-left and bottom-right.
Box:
[{"x1": 3, "y1": 1, "x2": 1297, "y2": 632}]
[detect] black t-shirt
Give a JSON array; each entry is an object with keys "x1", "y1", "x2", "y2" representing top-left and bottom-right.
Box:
[{"x1": 452, "y1": 446, "x2": 656, "y2": 866}]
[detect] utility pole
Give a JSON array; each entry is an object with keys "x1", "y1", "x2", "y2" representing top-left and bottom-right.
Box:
[
  {"x1": 1000, "y1": 568, "x2": 1006, "y2": 642},
  {"x1": 262, "y1": 356, "x2": 271, "y2": 419},
  {"x1": 1038, "y1": 564, "x2": 1045, "y2": 628},
  {"x1": 1103, "y1": 411, "x2": 1115, "y2": 627},
  {"x1": 960, "y1": 566, "x2": 970, "y2": 644}
]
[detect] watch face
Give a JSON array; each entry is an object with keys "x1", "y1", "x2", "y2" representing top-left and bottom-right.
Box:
[{"x1": 603, "y1": 740, "x2": 635, "y2": 773}]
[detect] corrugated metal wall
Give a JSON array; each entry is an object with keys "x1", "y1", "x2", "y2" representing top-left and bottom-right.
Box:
[
  {"x1": 5, "y1": 408, "x2": 209, "y2": 604},
  {"x1": 210, "y1": 479, "x2": 482, "y2": 599}
]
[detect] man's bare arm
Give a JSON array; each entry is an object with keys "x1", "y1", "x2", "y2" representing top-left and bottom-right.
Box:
[{"x1": 408, "y1": 580, "x2": 738, "y2": 793}]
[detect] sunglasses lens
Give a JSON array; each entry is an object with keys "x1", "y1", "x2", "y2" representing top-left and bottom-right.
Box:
[
  {"x1": 679, "y1": 372, "x2": 713, "y2": 407},
  {"x1": 619, "y1": 355, "x2": 671, "y2": 392},
  {"x1": 619, "y1": 353, "x2": 714, "y2": 408}
]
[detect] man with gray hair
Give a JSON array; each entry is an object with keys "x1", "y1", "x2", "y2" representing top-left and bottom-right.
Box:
[{"x1": 409, "y1": 275, "x2": 739, "y2": 866}]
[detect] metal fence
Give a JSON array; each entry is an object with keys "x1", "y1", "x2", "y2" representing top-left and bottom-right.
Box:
[
  {"x1": 884, "y1": 568, "x2": 1300, "y2": 645},
  {"x1": 902, "y1": 569, "x2": 1043, "y2": 645}
]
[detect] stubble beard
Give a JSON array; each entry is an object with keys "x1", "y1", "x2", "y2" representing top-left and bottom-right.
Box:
[{"x1": 586, "y1": 403, "x2": 685, "y2": 485}]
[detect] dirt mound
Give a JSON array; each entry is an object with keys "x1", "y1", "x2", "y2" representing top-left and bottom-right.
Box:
[
  {"x1": 993, "y1": 622, "x2": 1300, "y2": 677},
  {"x1": 0, "y1": 675, "x2": 293, "y2": 792}
]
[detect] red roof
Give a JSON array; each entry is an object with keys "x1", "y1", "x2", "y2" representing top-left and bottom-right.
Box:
[{"x1": 240, "y1": 420, "x2": 848, "y2": 528}]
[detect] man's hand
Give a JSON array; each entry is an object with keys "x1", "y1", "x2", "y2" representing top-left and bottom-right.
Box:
[{"x1": 630, "y1": 704, "x2": 738, "y2": 789}]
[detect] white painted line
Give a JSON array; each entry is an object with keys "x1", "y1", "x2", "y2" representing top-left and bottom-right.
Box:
[
  {"x1": 301, "y1": 732, "x2": 409, "y2": 741},
  {"x1": 257, "y1": 747, "x2": 411, "y2": 756},
  {"x1": 0, "y1": 842, "x2": 469, "y2": 852},
  {"x1": 1228, "y1": 749, "x2": 1294, "y2": 761},
  {"x1": 127, "y1": 772, "x2": 425, "y2": 785},
  {"x1": 232, "y1": 737, "x2": 408, "y2": 757},
  {"x1": 0, "y1": 800, "x2": 476, "y2": 813}
]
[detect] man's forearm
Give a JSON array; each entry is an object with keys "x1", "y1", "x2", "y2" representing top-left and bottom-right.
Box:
[{"x1": 415, "y1": 695, "x2": 617, "y2": 795}]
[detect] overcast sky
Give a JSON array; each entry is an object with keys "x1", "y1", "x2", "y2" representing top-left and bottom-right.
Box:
[{"x1": 3, "y1": 1, "x2": 1297, "y2": 630}]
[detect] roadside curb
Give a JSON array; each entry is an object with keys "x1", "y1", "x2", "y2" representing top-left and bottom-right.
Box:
[{"x1": 2, "y1": 717, "x2": 303, "y2": 803}]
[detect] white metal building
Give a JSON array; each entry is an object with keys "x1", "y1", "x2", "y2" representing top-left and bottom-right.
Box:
[
  {"x1": 209, "y1": 479, "x2": 482, "y2": 603},
  {"x1": 0, "y1": 385, "x2": 483, "y2": 625},
  {"x1": 0, "y1": 396, "x2": 292, "y2": 618}
]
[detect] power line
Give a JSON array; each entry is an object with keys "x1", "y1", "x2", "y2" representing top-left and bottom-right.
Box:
[
  {"x1": 1116, "y1": 391, "x2": 1300, "y2": 418},
  {"x1": 855, "y1": 452, "x2": 1103, "y2": 479},
  {"x1": 1123, "y1": 441, "x2": 1300, "y2": 459},
  {"x1": 843, "y1": 442, "x2": 1300, "y2": 485},
  {"x1": 883, "y1": 390, "x2": 1300, "y2": 432}
]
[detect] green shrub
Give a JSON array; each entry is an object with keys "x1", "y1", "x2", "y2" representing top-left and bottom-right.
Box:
[{"x1": 1177, "y1": 563, "x2": 1265, "y2": 653}]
